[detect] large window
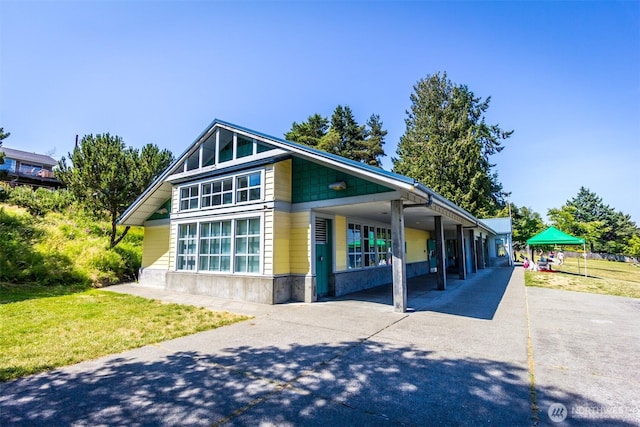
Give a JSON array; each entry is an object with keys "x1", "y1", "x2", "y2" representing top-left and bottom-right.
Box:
[
  {"x1": 176, "y1": 217, "x2": 261, "y2": 274},
  {"x1": 199, "y1": 221, "x2": 232, "y2": 272},
  {"x1": 176, "y1": 129, "x2": 275, "y2": 173},
  {"x1": 348, "y1": 222, "x2": 391, "y2": 269},
  {"x1": 234, "y1": 218, "x2": 261, "y2": 273},
  {"x1": 177, "y1": 223, "x2": 197, "y2": 270},
  {"x1": 178, "y1": 171, "x2": 262, "y2": 211}
]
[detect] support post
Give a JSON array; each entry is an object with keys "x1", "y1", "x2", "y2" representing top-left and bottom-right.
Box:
[
  {"x1": 469, "y1": 229, "x2": 478, "y2": 273},
  {"x1": 477, "y1": 233, "x2": 485, "y2": 270},
  {"x1": 391, "y1": 200, "x2": 407, "y2": 312},
  {"x1": 434, "y1": 216, "x2": 446, "y2": 290},
  {"x1": 456, "y1": 224, "x2": 467, "y2": 280}
]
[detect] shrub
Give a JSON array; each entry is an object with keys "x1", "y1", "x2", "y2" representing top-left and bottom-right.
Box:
[
  {"x1": 0, "y1": 182, "x2": 11, "y2": 201},
  {"x1": 8, "y1": 186, "x2": 75, "y2": 216},
  {"x1": 1, "y1": 203, "x2": 143, "y2": 287}
]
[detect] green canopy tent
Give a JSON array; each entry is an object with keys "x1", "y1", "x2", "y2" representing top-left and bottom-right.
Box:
[{"x1": 526, "y1": 227, "x2": 587, "y2": 276}]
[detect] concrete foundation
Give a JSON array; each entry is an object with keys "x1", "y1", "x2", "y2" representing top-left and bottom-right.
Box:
[
  {"x1": 332, "y1": 261, "x2": 429, "y2": 297},
  {"x1": 164, "y1": 272, "x2": 290, "y2": 305},
  {"x1": 138, "y1": 268, "x2": 167, "y2": 288},
  {"x1": 138, "y1": 262, "x2": 430, "y2": 305}
]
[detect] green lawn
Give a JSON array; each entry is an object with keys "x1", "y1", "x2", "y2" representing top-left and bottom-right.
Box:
[
  {"x1": 0, "y1": 284, "x2": 251, "y2": 382},
  {"x1": 524, "y1": 256, "x2": 640, "y2": 298}
]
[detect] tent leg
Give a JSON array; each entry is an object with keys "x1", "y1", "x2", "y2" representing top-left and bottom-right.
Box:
[{"x1": 584, "y1": 242, "x2": 588, "y2": 277}]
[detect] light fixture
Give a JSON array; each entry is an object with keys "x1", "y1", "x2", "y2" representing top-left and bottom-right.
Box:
[{"x1": 328, "y1": 181, "x2": 347, "y2": 191}]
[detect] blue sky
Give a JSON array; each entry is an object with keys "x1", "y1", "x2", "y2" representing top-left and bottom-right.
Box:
[{"x1": 1, "y1": 1, "x2": 638, "y2": 223}]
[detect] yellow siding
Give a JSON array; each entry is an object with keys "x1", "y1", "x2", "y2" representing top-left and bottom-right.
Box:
[
  {"x1": 263, "y1": 211, "x2": 274, "y2": 275},
  {"x1": 273, "y1": 159, "x2": 292, "y2": 202},
  {"x1": 334, "y1": 215, "x2": 347, "y2": 271},
  {"x1": 168, "y1": 221, "x2": 177, "y2": 270},
  {"x1": 142, "y1": 224, "x2": 171, "y2": 269},
  {"x1": 290, "y1": 211, "x2": 311, "y2": 274},
  {"x1": 272, "y1": 211, "x2": 291, "y2": 274},
  {"x1": 405, "y1": 227, "x2": 430, "y2": 263}
]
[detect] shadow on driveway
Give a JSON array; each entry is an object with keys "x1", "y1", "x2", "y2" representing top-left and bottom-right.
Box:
[
  {"x1": 1, "y1": 339, "x2": 633, "y2": 426},
  {"x1": 329, "y1": 267, "x2": 514, "y2": 320}
]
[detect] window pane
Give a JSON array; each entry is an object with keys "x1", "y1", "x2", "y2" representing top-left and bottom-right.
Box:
[
  {"x1": 221, "y1": 256, "x2": 231, "y2": 271},
  {"x1": 237, "y1": 190, "x2": 248, "y2": 202},
  {"x1": 249, "y1": 218, "x2": 260, "y2": 234},
  {"x1": 237, "y1": 176, "x2": 248, "y2": 188},
  {"x1": 222, "y1": 221, "x2": 232, "y2": 236},
  {"x1": 257, "y1": 142, "x2": 272, "y2": 153},
  {"x1": 221, "y1": 237, "x2": 231, "y2": 253},
  {"x1": 248, "y1": 236, "x2": 260, "y2": 254},
  {"x1": 223, "y1": 193, "x2": 233, "y2": 204},
  {"x1": 249, "y1": 173, "x2": 260, "y2": 186},
  {"x1": 236, "y1": 237, "x2": 248, "y2": 253},
  {"x1": 247, "y1": 256, "x2": 259, "y2": 272},
  {"x1": 249, "y1": 188, "x2": 260, "y2": 200},
  {"x1": 235, "y1": 256, "x2": 247, "y2": 272},
  {"x1": 236, "y1": 219, "x2": 248, "y2": 235},
  {"x1": 218, "y1": 129, "x2": 233, "y2": 162},
  {"x1": 237, "y1": 136, "x2": 253, "y2": 158}
]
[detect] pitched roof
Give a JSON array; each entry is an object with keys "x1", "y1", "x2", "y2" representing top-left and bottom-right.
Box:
[
  {"x1": 118, "y1": 119, "x2": 494, "y2": 234},
  {"x1": 0, "y1": 147, "x2": 57, "y2": 167},
  {"x1": 480, "y1": 217, "x2": 512, "y2": 234}
]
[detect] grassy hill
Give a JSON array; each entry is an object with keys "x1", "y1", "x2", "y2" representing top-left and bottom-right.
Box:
[{"x1": 0, "y1": 202, "x2": 142, "y2": 287}]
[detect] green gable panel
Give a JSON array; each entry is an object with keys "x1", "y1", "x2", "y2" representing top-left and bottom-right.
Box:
[
  {"x1": 146, "y1": 199, "x2": 171, "y2": 221},
  {"x1": 291, "y1": 157, "x2": 394, "y2": 203}
]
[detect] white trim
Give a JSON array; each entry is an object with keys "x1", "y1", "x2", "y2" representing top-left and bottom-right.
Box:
[
  {"x1": 173, "y1": 212, "x2": 265, "y2": 275},
  {"x1": 346, "y1": 217, "x2": 393, "y2": 270},
  {"x1": 290, "y1": 190, "x2": 403, "y2": 212},
  {"x1": 176, "y1": 168, "x2": 266, "y2": 213}
]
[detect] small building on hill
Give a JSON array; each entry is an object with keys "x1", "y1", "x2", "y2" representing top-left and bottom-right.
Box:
[
  {"x1": 119, "y1": 119, "x2": 498, "y2": 310},
  {"x1": 0, "y1": 147, "x2": 62, "y2": 189}
]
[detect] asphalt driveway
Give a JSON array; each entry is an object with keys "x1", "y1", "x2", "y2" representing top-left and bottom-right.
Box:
[{"x1": 1, "y1": 267, "x2": 638, "y2": 426}]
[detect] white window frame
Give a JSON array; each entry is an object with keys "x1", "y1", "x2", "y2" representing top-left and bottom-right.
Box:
[
  {"x1": 177, "y1": 169, "x2": 264, "y2": 212},
  {"x1": 176, "y1": 223, "x2": 198, "y2": 271},
  {"x1": 175, "y1": 214, "x2": 263, "y2": 275},
  {"x1": 179, "y1": 185, "x2": 199, "y2": 211},
  {"x1": 347, "y1": 220, "x2": 392, "y2": 270}
]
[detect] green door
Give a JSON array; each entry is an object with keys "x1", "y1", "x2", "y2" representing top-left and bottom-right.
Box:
[{"x1": 315, "y1": 218, "x2": 332, "y2": 297}]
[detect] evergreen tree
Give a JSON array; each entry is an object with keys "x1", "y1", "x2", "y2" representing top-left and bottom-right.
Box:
[
  {"x1": 285, "y1": 106, "x2": 387, "y2": 166},
  {"x1": 360, "y1": 114, "x2": 387, "y2": 167},
  {"x1": 393, "y1": 72, "x2": 513, "y2": 216},
  {"x1": 554, "y1": 187, "x2": 639, "y2": 253},
  {"x1": 327, "y1": 105, "x2": 366, "y2": 159},
  {"x1": 284, "y1": 114, "x2": 328, "y2": 147},
  {"x1": 56, "y1": 134, "x2": 173, "y2": 248}
]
